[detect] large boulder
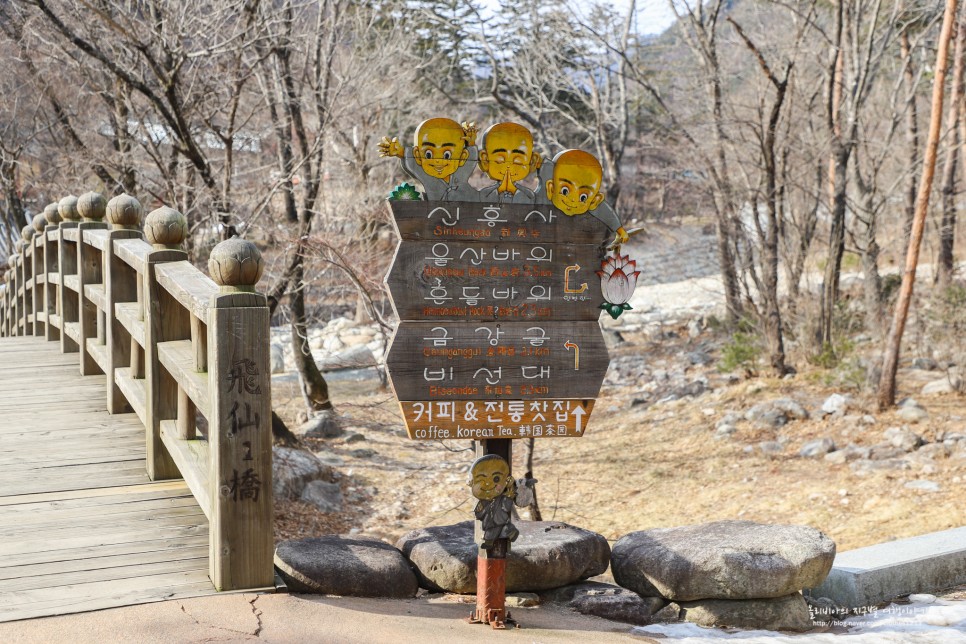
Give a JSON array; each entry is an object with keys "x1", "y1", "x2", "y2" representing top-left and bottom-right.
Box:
[
  {"x1": 396, "y1": 521, "x2": 609, "y2": 593},
  {"x1": 274, "y1": 536, "x2": 418, "y2": 598},
  {"x1": 680, "y1": 593, "x2": 813, "y2": 632},
  {"x1": 569, "y1": 588, "x2": 666, "y2": 626},
  {"x1": 273, "y1": 446, "x2": 334, "y2": 500},
  {"x1": 611, "y1": 520, "x2": 835, "y2": 601}
]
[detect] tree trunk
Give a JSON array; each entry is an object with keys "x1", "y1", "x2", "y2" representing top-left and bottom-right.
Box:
[
  {"x1": 879, "y1": 0, "x2": 959, "y2": 410},
  {"x1": 937, "y1": 19, "x2": 966, "y2": 290},
  {"x1": 291, "y1": 255, "x2": 332, "y2": 413},
  {"x1": 819, "y1": 143, "x2": 850, "y2": 347},
  {"x1": 901, "y1": 29, "x2": 921, "y2": 248},
  {"x1": 522, "y1": 437, "x2": 542, "y2": 521}
]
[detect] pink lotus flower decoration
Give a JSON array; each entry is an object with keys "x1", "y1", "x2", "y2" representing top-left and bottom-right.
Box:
[{"x1": 597, "y1": 251, "x2": 640, "y2": 319}]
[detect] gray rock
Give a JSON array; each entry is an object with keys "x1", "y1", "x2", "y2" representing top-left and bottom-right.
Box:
[
  {"x1": 869, "y1": 443, "x2": 906, "y2": 460},
  {"x1": 505, "y1": 593, "x2": 540, "y2": 608},
  {"x1": 680, "y1": 593, "x2": 813, "y2": 632},
  {"x1": 745, "y1": 398, "x2": 808, "y2": 428},
  {"x1": 270, "y1": 343, "x2": 285, "y2": 374},
  {"x1": 912, "y1": 357, "x2": 939, "y2": 371},
  {"x1": 758, "y1": 440, "x2": 785, "y2": 455},
  {"x1": 315, "y1": 344, "x2": 376, "y2": 371},
  {"x1": 274, "y1": 536, "x2": 418, "y2": 598},
  {"x1": 671, "y1": 380, "x2": 707, "y2": 398},
  {"x1": 918, "y1": 443, "x2": 951, "y2": 459},
  {"x1": 824, "y1": 445, "x2": 870, "y2": 465},
  {"x1": 821, "y1": 394, "x2": 849, "y2": 416},
  {"x1": 921, "y1": 377, "x2": 961, "y2": 395},
  {"x1": 651, "y1": 601, "x2": 682, "y2": 622},
  {"x1": 299, "y1": 480, "x2": 343, "y2": 513},
  {"x1": 611, "y1": 520, "x2": 836, "y2": 601},
  {"x1": 273, "y1": 446, "x2": 334, "y2": 500},
  {"x1": 539, "y1": 581, "x2": 620, "y2": 604},
  {"x1": 897, "y1": 405, "x2": 929, "y2": 424},
  {"x1": 344, "y1": 432, "x2": 367, "y2": 444},
  {"x1": 904, "y1": 479, "x2": 941, "y2": 492},
  {"x1": 396, "y1": 521, "x2": 610, "y2": 593},
  {"x1": 350, "y1": 448, "x2": 377, "y2": 459},
  {"x1": 298, "y1": 410, "x2": 343, "y2": 438},
  {"x1": 714, "y1": 424, "x2": 737, "y2": 440},
  {"x1": 884, "y1": 426, "x2": 923, "y2": 451},
  {"x1": 716, "y1": 412, "x2": 742, "y2": 429},
  {"x1": 850, "y1": 457, "x2": 910, "y2": 472},
  {"x1": 800, "y1": 438, "x2": 836, "y2": 458},
  {"x1": 687, "y1": 351, "x2": 712, "y2": 366},
  {"x1": 569, "y1": 589, "x2": 665, "y2": 626}
]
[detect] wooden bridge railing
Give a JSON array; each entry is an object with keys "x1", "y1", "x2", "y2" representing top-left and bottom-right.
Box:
[{"x1": 0, "y1": 193, "x2": 273, "y2": 592}]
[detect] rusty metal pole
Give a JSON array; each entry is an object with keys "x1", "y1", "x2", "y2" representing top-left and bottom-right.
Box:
[{"x1": 471, "y1": 438, "x2": 512, "y2": 629}]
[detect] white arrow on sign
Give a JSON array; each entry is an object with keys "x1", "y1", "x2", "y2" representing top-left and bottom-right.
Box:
[{"x1": 572, "y1": 406, "x2": 586, "y2": 433}]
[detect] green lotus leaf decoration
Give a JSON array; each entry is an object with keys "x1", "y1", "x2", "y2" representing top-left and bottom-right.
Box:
[{"x1": 389, "y1": 182, "x2": 422, "y2": 201}]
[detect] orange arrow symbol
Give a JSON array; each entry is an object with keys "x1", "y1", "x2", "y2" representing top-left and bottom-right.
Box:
[
  {"x1": 565, "y1": 341, "x2": 579, "y2": 369},
  {"x1": 564, "y1": 264, "x2": 588, "y2": 293}
]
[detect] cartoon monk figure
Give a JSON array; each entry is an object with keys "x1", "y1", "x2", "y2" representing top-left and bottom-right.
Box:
[
  {"x1": 468, "y1": 454, "x2": 536, "y2": 549},
  {"x1": 379, "y1": 118, "x2": 479, "y2": 201},
  {"x1": 538, "y1": 149, "x2": 630, "y2": 247},
  {"x1": 477, "y1": 122, "x2": 542, "y2": 204}
]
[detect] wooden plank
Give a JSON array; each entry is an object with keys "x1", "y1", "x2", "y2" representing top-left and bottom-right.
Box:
[
  {"x1": 116, "y1": 367, "x2": 148, "y2": 426},
  {"x1": 0, "y1": 544, "x2": 207, "y2": 585},
  {"x1": 47, "y1": 273, "x2": 61, "y2": 286},
  {"x1": 48, "y1": 312, "x2": 61, "y2": 329},
  {"x1": 388, "y1": 200, "x2": 611, "y2": 243},
  {"x1": 157, "y1": 340, "x2": 210, "y2": 415},
  {"x1": 81, "y1": 228, "x2": 108, "y2": 251},
  {"x1": 154, "y1": 261, "x2": 218, "y2": 321},
  {"x1": 84, "y1": 283, "x2": 106, "y2": 312},
  {"x1": 0, "y1": 505, "x2": 204, "y2": 540},
  {"x1": 0, "y1": 480, "x2": 189, "y2": 507},
  {"x1": 159, "y1": 420, "x2": 212, "y2": 519},
  {"x1": 116, "y1": 301, "x2": 145, "y2": 348},
  {"x1": 0, "y1": 553, "x2": 208, "y2": 593},
  {"x1": 86, "y1": 337, "x2": 109, "y2": 374},
  {"x1": 62, "y1": 274, "x2": 79, "y2": 293},
  {"x1": 399, "y1": 398, "x2": 595, "y2": 440},
  {"x1": 113, "y1": 238, "x2": 151, "y2": 275},
  {"x1": 385, "y1": 320, "x2": 608, "y2": 401},
  {"x1": 61, "y1": 228, "x2": 79, "y2": 242},
  {"x1": 386, "y1": 241, "x2": 605, "y2": 321}
]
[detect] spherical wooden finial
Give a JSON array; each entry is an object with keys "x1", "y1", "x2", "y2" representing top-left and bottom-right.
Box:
[
  {"x1": 144, "y1": 206, "x2": 188, "y2": 249},
  {"x1": 77, "y1": 191, "x2": 107, "y2": 222},
  {"x1": 106, "y1": 194, "x2": 143, "y2": 230},
  {"x1": 22, "y1": 224, "x2": 35, "y2": 240},
  {"x1": 58, "y1": 195, "x2": 80, "y2": 222},
  {"x1": 32, "y1": 213, "x2": 47, "y2": 233},
  {"x1": 7, "y1": 255, "x2": 16, "y2": 269},
  {"x1": 208, "y1": 238, "x2": 264, "y2": 293},
  {"x1": 14, "y1": 239, "x2": 25, "y2": 253},
  {"x1": 44, "y1": 202, "x2": 62, "y2": 226}
]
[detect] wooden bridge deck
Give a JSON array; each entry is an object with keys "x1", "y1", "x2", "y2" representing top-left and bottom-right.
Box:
[{"x1": 0, "y1": 336, "x2": 215, "y2": 622}]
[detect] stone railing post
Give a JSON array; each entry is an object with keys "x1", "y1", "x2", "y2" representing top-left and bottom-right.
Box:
[
  {"x1": 58, "y1": 195, "x2": 81, "y2": 353},
  {"x1": 143, "y1": 206, "x2": 189, "y2": 481},
  {"x1": 77, "y1": 192, "x2": 108, "y2": 375},
  {"x1": 207, "y1": 238, "x2": 273, "y2": 591},
  {"x1": 104, "y1": 194, "x2": 144, "y2": 414}
]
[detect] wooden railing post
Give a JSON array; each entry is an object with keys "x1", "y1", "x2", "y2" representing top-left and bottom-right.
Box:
[
  {"x1": 58, "y1": 195, "x2": 81, "y2": 354},
  {"x1": 76, "y1": 192, "x2": 108, "y2": 375},
  {"x1": 206, "y1": 238, "x2": 273, "y2": 591},
  {"x1": 143, "y1": 207, "x2": 189, "y2": 480},
  {"x1": 104, "y1": 194, "x2": 144, "y2": 414},
  {"x1": 20, "y1": 226, "x2": 34, "y2": 336},
  {"x1": 31, "y1": 213, "x2": 47, "y2": 338},
  {"x1": 9, "y1": 250, "x2": 21, "y2": 336},
  {"x1": 43, "y1": 203, "x2": 62, "y2": 342}
]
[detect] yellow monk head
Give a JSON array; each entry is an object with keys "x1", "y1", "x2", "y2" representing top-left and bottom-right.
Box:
[
  {"x1": 478, "y1": 122, "x2": 535, "y2": 191},
  {"x1": 468, "y1": 454, "x2": 511, "y2": 500},
  {"x1": 412, "y1": 118, "x2": 470, "y2": 181},
  {"x1": 546, "y1": 149, "x2": 605, "y2": 216}
]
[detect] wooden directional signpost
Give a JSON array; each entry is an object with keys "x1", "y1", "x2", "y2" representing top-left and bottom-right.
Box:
[
  {"x1": 386, "y1": 201, "x2": 611, "y2": 441},
  {"x1": 380, "y1": 118, "x2": 639, "y2": 630}
]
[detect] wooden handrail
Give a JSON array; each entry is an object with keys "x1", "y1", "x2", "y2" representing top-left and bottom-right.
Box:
[{"x1": 0, "y1": 192, "x2": 273, "y2": 592}]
